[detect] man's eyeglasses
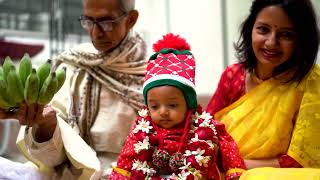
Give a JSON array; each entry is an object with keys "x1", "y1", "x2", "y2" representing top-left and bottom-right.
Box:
[{"x1": 78, "y1": 13, "x2": 127, "y2": 32}]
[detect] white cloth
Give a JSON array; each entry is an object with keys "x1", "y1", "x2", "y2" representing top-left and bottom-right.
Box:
[{"x1": 0, "y1": 157, "x2": 46, "y2": 180}]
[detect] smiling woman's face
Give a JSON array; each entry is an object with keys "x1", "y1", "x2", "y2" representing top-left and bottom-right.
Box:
[{"x1": 252, "y1": 5, "x2": 296, "y2": 72}]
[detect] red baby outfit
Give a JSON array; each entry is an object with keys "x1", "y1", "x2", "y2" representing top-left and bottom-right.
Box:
[
  {"x1": 110, "y1": 34, "x2": 246, "y2": 179},
  {"x1": 109, "y1": 106, "x2": 246, "y2": 179}
]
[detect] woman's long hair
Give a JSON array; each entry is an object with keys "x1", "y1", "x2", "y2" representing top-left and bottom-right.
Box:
[{"x1": 234, "y1": 0, "x2": 320, "y2": 83}]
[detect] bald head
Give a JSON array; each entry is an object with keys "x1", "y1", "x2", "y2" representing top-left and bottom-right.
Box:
[
  {"x1": 83, "y1": 0, "x2": 135, "y2": 13},
  {"x1": 119, "y1": 0, "x2": 135, "y2": 12}
]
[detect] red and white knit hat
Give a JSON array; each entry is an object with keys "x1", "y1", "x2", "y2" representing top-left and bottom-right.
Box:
[{"x1": 143, "y1": 33, "x2": 197, "y2": 110}]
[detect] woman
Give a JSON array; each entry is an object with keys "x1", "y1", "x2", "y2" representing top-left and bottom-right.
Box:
[{"x1": 206, "y1": 0, "x2": 320, "y2": 172}]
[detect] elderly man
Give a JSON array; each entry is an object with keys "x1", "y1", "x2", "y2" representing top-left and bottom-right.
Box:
[{"x1": 0, "y1": 0, "x2": 147, "y2": 179}]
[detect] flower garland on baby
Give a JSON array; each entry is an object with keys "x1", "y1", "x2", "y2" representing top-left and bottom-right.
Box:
[{"x1": 130, "y1": 106, "x2": 220, "y2": 179}]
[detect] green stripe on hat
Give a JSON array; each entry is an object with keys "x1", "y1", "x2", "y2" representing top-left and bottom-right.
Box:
[{"x1": 143, "y1": 79, "x2": 198, "y2": 111}]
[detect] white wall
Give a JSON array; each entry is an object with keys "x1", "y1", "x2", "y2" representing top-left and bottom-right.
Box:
[
  {"x1": 6, "y1": 0, "x2": 320, "y2": 97},
  {"x1": 169, "y1": 0, "x2": 223, "y2": 96},
  {"x1": 135, "y1": 0, "x2": 224, "y2": 96},
  {"x1": 136, "y1": 0, "x2": 320, "y2": 97},
  {"x1": 312, "y1": 0, "x2": 320, "y2": 64},
  {"x1": 225, "y1": 0, "x2": 251, "y2": 64}
]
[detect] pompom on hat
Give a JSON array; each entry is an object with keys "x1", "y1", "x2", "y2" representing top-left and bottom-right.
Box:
[{"x1": 143, "y1": 33, "x2": 197, "y2": 110}]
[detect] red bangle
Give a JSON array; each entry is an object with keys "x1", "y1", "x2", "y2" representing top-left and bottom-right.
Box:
[{"x1": 278, "y1": 154, "x2": 303, "y2": 168}]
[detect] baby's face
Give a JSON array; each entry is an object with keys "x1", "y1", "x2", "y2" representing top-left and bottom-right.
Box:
[{"x1": 147, "y1": 86, "x2": 188, "y2": 129}]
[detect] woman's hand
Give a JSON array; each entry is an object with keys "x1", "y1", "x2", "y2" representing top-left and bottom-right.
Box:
[{"x1": 244, "y1": 158, "x2": 280, "y2": 169}]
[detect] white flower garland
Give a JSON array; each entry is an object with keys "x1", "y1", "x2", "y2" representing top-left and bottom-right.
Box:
[{"x1": 128, "y1": 108, "x2": 219, "y2": 179}]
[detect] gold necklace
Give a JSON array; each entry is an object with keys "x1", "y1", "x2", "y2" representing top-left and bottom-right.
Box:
[{"x1": 251, "y1": 69, "x2": 264, "y2": 84}]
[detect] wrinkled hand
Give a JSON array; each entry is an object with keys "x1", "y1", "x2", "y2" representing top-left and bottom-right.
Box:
[
  {"x1": 0, "y1": 104, "x2": 54, "y2": 125},
  {"x1": 32, "y1": 104, "x2": 57, "y2": 142},
  {"x1": 0, "y1": 105, "x2": 27, "y2": 122},
  {"x1": 0, "y1": 104, "x2": 57, "y2": 142}
]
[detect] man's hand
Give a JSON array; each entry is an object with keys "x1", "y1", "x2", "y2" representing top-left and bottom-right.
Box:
[
  {"x1": 0, "y1": 104, "x2": 57, "y2": 142},
  {"x1": 33, "y1": 104, "x2": 57, "y2": 142},
  {"x1": 0, "y1": 104, "x2": 28, "y2": 122}
]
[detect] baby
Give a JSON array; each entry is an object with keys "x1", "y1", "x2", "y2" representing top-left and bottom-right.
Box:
[{"x1": 109, "y1": 33, "x2": 246, "y2": 179}]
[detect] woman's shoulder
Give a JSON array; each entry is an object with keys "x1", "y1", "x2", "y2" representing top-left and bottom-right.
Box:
[
  {"x1": 310, "y1": 64, "x2": 320, "y2": 78},
  {"x1": 297, "y1": 64, "x2": 320, "y2": 92},
  {"x1": 301, "y1": 64, "x2": 320, "y2": 82},
  {"x1": 220, "y1": 63, "x2": 246, "y2": 82},
  {"x1": 224, "y1": 63, "x2": 245, "y2": 74}
]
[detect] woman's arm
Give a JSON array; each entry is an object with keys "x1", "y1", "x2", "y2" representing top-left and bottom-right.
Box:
[
  {"x1": 286, "y1": 65, "x2": 320, "y2": 168},
  {"x1": 244, "y1": 158, "x2": 280, "y2": 169},
  {"x1": 278, "y1": 155, "x2": 303, "y2": 168},
  {"x1": 244, "y1": 154, "x2": 303, "y2": 169}
]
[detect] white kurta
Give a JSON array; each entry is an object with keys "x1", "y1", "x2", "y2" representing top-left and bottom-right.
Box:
[{"x1": 16, "y1": 31, "x2": 146, "y2": 179}]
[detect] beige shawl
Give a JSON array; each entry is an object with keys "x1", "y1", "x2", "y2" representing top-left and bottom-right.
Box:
[{"x1": 53, "y1": 31, "x2": 147, "y2": 145}]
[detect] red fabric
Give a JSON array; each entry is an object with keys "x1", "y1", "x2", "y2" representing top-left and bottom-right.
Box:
[
  {"x1": 0, "y1": 40, "x2": 44, "y2": 63},
  {"x1": 153, "y1": 33, "x2": 190, "y2": 52},
  {"x1": 144, "y1": 52, "x2": 195, "y2": 86},
  {"x1": 108, "y1": 173, "x2": 129, "y2": 180},
  {"x1": 206, "y1": 63, "x2": 246, "y2": 116},
  {"x1": 152, "y1": 125, "x2": 186, "y2": 154},
  {"x1": 213, "y1": 120, "x2": 246, "y2": 179},
  {"x1": 206, "y1": 63, "x2": 303, "y2": 168},
  {"x1": 109, "y1": 108, "x2": 246, "y2": 179},
  {"x1": 225, "y1": 172, "x2": 243, "y2": 180},
  {"x1": 279, "y1": 154, "x2": 303, "y2": 168},
  {"x1": 213, "y1": 121, "x2": 246, "y2": 173}
]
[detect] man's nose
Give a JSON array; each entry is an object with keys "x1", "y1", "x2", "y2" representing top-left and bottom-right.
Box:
[{"x1": 91, "y1": 24, "x2": 104, "y2": 38}]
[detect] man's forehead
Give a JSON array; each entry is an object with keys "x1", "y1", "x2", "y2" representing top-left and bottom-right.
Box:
[
  {"x1": 83, "y1": 0, "x2": 119, "y2": 5},
  {"x1": 83, "y1": 0, "x2": 122, "y2": 17},
  {"x1": 83, "y1": 0, "x2": 120, "y2": 9}
]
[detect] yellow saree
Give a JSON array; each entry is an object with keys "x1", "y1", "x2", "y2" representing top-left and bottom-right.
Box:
[
  {"x1": 215, "y1": 65, "x2": 320, "y2": 168},
  {"x1": 240, "y1": 167, "x2": 320, "y2": 180}
]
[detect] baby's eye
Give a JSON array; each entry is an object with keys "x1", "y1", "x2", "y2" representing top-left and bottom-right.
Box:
[
  {"x1": 149, "y1": 105, "x2": 158, "y2": 110},
  {"x1": 168, "y1": 104, "x2": 178, "y2": 108}
]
